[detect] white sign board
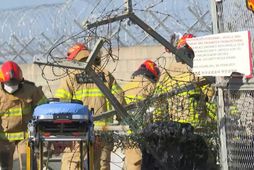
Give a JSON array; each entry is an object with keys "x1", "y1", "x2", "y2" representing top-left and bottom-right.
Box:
[{"x1": 187, "y1": 31, "x2": 253, "y2": 78}]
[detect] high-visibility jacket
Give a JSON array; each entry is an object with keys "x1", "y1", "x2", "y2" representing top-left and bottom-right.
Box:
[
  {"x1": 156, "y1": 71, "x2": 216, "y2": 127},
  {"x1": 123, "y1": 76, "x2": 156, "y2": 170},
  {"x1": 0, "y1": 81, "x2": 47, "y2": 141},
  {"x1": 123, "y1": 76, "x2": 157, "y2": 133},
  {"x1": 55, "y1": 66, "x2": 124, "y2": 126},
  {"x1": 123, "y1": 76, "x2": 156, "y2": 104}
]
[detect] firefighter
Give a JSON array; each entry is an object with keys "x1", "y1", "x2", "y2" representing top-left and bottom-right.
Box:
[
  {"x1": 162, "y1": 32, "x2": 216, "y2": 128},
  {"x1": 157, "y1": 32, "x2": 218, "y2": 169},
  {"x1": 54, "y1": 43, "x2": 124, "y2": 170},
  {"x1": 123, "y1": 59, "x2": 161, "y2": 170},
  {"x1": 0, "y1": 61, "x2": 47, "y2": 170}
]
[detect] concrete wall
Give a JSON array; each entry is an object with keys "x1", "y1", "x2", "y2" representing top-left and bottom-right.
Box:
[{"x1": 19, "y1": 44, "x2": 177, "y2": 97}]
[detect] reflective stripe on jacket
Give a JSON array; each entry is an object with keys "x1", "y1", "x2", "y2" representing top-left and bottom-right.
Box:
[
  {"x1": 0, "y1": 132, "x2": 28, "y2": 141},
  {"x1": 156, "y1": 72, "x2": 215, "y2": 127},
  {"x1": 55, "y1": 67, "x2": 124, "y2": 126},
  {"x1": 0, "y1": 81, "x2": 47, "y2": 141},
  {"x1": 123, "y1": 76, "x2": 155, "y2": 104},
  {"x1": 123, "y1": 76, "x2": 156, "y2": 133}
]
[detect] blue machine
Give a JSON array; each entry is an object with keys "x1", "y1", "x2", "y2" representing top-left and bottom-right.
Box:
[{"x1": 28, "y1": 99, "x2": 94, "y2": 170}]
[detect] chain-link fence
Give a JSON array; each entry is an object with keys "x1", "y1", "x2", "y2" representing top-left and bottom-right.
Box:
[
  {"x1": 224, "y1": 88, "x2": 254, "y2": 170},
  {"x1": 222, "y1": 0, "x2": 254, "y2": 169}
]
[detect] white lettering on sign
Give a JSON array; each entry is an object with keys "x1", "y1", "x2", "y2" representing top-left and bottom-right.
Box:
[{"x1": 187, "y1": 31, "x2": 253, "y2": 77}]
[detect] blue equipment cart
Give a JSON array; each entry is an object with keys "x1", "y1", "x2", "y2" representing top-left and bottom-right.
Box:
[{"x1": 27, "y1": 99, "x2": 94, "y2": 170}]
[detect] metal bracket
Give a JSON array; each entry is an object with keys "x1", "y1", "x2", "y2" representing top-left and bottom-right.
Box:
[
  {"x1": 84, "y1": 13, "x2": 130, "y2": 30},
  {"x1": 34, "y1": 57, "x2": 88, "y2": 70}
]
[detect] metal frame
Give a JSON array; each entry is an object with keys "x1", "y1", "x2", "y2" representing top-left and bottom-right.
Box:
[
  {"x1": 83, "y1": 0, "x2": 193, "y2": 67},
  {"x1": 34, "y1": 37, "x2": 207, "y2": 130},
  {"x1": 34, "y1": 38, "x2": 138, "y2": 130},
  {"x1": 28, "y1": 123, "x2": 90, "y2": 170}
]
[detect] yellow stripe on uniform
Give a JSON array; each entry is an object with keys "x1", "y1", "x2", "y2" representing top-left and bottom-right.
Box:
[
  {"x1": 94, "y1": 121, "x2": 107, "y2": 126},
  {"x1": 0, "y1": 106, "x2": 32, "y2": 117},
  {"x1": 0, "y1": 132, "x2": 28, "y2": 141},
  {"x1": 111, "y1": 84, "x2": 122, "y2": 94},
  {"x1": 73, "y1": 88, "x2": 105, "y2": 99},
  {"x1": 55, "y1": 89, "x2": 73, "y2": 99}
]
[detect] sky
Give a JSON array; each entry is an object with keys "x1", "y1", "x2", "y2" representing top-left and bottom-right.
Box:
[{"x1": 0, "y1": 0, "x2": 64, "y2": 10}]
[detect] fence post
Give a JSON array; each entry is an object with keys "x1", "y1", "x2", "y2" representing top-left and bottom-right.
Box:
[{"x1": 210, "y1": 0, "x2": 228, "y2": 170}]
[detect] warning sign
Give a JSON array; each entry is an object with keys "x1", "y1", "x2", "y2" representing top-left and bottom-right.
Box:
[{"x1": 187, "y1": 31, "x2": 253, "y2": 77}]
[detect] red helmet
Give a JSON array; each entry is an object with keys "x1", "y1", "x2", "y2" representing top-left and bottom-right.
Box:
[
  {"x1": 67, "y1": 43, "x2": 90, "y2": 61},
  {"x1": 176, "y1": 33, "x2": 194, "y2": 49},
  {"x1": 166, "y1": 32, "x2": 194, "y2": 52},
  {"x1": 132, "y1": 60, "x2": 160, "y2": 83},
  {"x1": 0, "y1": 61, "x2": 23, "y2": 85}
]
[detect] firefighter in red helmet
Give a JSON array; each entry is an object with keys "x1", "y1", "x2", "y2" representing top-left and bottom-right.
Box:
[
  {"x1": 0, "y1": 61, "x2": 47, "y2": 170},
  {"x1": 161, "y1": 32, "x2": 218, "y2": 169},
  {"x1": 55, "y1": 43, "x2": 124, "y2": 170},
  {"x1": 166, "y1": 32, "x2": 195, "y2": 65},
  {"x1": 131, "y1": 60, "x2": 160, "y2": 83},
  {"x1": 123, "y1": 59, "x2": 161, "y2": 170}
]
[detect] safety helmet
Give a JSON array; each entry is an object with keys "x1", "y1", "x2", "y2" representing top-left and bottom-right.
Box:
[
  {"x1": 176, "y1": 33, "x2": 194, "y2": 49},
  {"x1": 132, "y1": 60, "x2": 160, "y2": 83},
  {"x1": 67, "y1": 43, "x2": 90, "y2": 61},
  {"x1": 0, "y1": 61, "x2": 23, "y2": 86},
  {"x1": 167, "y1": 32, "x2": 194, "y2": 51}
]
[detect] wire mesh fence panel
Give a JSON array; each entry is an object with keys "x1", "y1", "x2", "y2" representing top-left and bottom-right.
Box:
[
  {"x1": 222, "y1": 0, "x2": 254, "y2": 169},
  {"x1": 115, "y1": 62, "x2": 219, "y2": 169},
  {"x1": 223, "y1": 0, "x2": 254, "y2": 51},
  {"x1": 224, "y1": 89, "x2": 254, "y2": 170}
]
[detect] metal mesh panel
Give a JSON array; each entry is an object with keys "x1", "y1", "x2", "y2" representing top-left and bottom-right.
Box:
[
  {"x1": 117, "y1": 66, "x2": 219, "y2": 169},
  {"x1": 223, "y1": 0, "x2": 254, "y2": 51},
  {"x1": 224, "y1": 90, "x2": 254, "y2": 170},
  {"x1": 222, "y1": 0, "x2": 254, "y2": 169}
]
